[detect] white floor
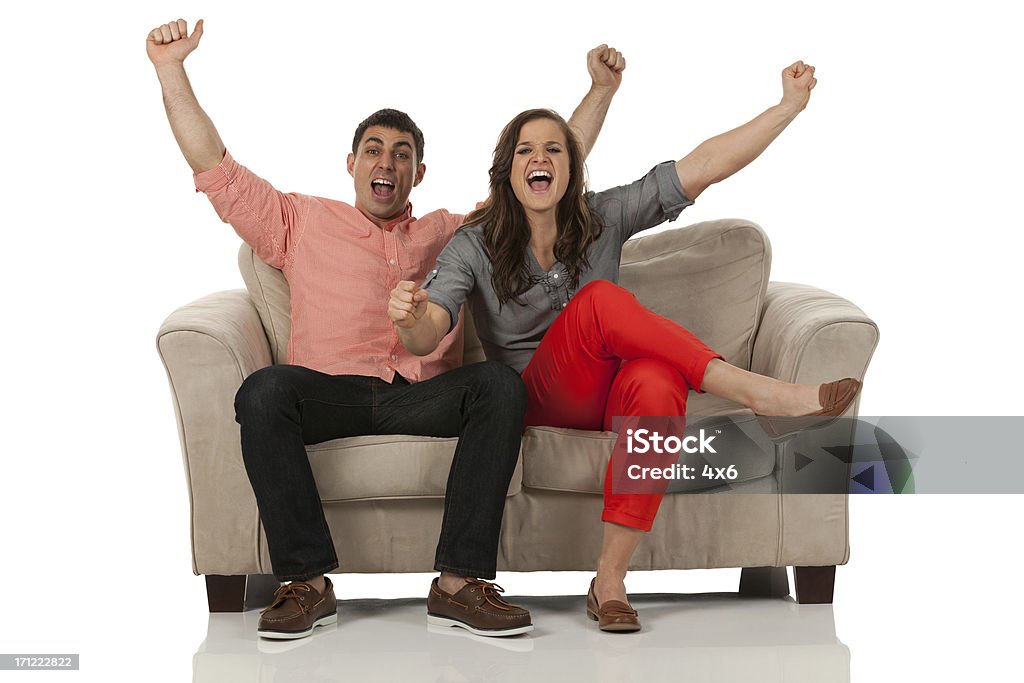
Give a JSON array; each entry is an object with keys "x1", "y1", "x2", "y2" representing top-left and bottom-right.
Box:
[
  {"x1": 196, "y1": 593, "x2": 848, "y2": 683},
  {"x1": 5, "y1": 497, "x2": 1021, "y2": 682},
  {"x1": 174, "y1": 495, "x2": 1021, "y2": 683}
]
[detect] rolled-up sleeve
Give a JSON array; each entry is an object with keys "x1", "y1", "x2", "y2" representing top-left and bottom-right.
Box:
[
  {"x1": 587, "y1": 161, "x2": 694, "y2": 243},
  {"x1": 194, "y1": 150, "x2": 309, "y2": 269},
  {"x1": 422, "y1": 230, "x2": 477, "y2": 334}
]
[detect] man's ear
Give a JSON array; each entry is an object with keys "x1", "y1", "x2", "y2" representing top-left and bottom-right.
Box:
[
  {"x1": 413, "y1": 162, "x2": 426, "y2": 187},
  {"x1": 346, "y1": 153, "x2": 355, "y2": 177}
]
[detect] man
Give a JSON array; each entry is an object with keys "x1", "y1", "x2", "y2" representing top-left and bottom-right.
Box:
[{"x1": 147, "y1": 17, "x2": 624, "y2": 639}]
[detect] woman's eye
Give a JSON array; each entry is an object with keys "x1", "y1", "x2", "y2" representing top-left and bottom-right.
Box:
[
  {"x1": 516, "y1": 148, "x2": 531, "y2": 155},
  {"x1": 547, "y1": 147, "x2": 562, "y2": 154}
]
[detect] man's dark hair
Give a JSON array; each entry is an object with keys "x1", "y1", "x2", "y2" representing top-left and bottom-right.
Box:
[{"x1": 351, "y1": 109, "x2": 425, "y2": 164}]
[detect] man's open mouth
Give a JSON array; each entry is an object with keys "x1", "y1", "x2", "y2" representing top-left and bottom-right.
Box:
[
  {"x1": 371, "y1": 178, "x2": 396, "y2": 199},
  {"x1": 527, "y1": 170, "x2": 552, "y2": 193}
]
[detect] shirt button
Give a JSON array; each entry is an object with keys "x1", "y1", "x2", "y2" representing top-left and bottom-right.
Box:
[
  {"x1": 553, "y1": 273, "x2": 559, "y2": 279},
  {"x1": 389, "y1": 258, "x2": 396, "y2": 265},
  {"x1": 432, "y1": 269, "x2": 437, "y2": 274},
  {"x1": 391, "y1": 354, "x2": 398, "y2": 361}
]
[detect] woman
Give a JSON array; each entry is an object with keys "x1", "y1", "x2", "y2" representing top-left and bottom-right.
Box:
[{"x1": 390, "y1": 61, "x2": 859, "y2": 632}]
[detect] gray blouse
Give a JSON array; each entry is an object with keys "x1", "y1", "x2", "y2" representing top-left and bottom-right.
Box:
[{"x1": 423, "y1": 161, "x2": 693, "y2": 373}]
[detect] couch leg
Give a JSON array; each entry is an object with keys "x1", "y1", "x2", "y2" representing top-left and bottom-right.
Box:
[
  {"x1": 794, "y1": 565, "x2": 836, "y2": 604},
  {"x1": 206, "y1": 575, "x2": 246, "y2": 612},
  {"x1": 205, "y1": 574, "x2": 283, "y2": 613},
  {"x1": 739, "y1": 567, "x2": 790, "y2": 598}
]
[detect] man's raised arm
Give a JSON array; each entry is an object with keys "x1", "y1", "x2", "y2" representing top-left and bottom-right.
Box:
[
  {"x1": 567, "y1": 45, "x2": 626, "y2": 158},
  {"x1": 147, "y1": 18, "x2": 225, "y2": 173},
  {"x1": 674, "y1": 61, "x2": 818, "y2": 200}
]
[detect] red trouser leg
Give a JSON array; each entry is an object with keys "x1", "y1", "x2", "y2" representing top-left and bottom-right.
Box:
[{"x1": 522, "y1": 280, "x2": 724, "y2": 531}]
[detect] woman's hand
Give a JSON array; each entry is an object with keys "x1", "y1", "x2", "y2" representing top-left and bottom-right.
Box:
[
  {"x1": 389, "y1": 281, "x2": 430, "y2": 329},
  {"x1": 780, "y1": 60, "x2": 817, "y2": 114},
  {"x1": 587, "y1": 44, "x2": 626, "y2": 94}
]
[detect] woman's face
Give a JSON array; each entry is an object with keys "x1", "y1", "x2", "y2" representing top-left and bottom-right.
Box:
[{"x1": 509, "y1": 117, "x2": 571, "y2": 217}]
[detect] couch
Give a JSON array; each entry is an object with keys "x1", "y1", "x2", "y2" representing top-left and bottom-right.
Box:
[{"x1": 156, "y1": 218, "x2": 879, "y2": 612}]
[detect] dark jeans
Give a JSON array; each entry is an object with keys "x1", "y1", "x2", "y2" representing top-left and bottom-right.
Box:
[{"x1": 233, "y1": 361, "x2": 528, "y2": 582}]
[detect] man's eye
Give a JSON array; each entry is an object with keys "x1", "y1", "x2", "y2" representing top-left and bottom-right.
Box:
[
  {"x1": 396, "y1": 152, "x2": 409, "y2": 160},
  {"x1": 366, "y1": 149, "x2": 379, "y2": 155}
]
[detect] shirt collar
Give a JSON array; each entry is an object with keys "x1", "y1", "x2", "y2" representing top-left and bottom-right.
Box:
[
  {"x1": 351, "y1": 203, "x2": 414, "y2": 237},
  {"x1": 383, "y1": 203, "x2": 414, "y2": 232}
]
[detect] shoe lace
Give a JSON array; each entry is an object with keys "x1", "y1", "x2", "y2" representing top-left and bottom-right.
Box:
[
  {"x1": 464, "y1": 578, "x2": 515, "y2": 611},
  {"x1": 261, "y1": 583, "x2": 311, "y2": 616}
]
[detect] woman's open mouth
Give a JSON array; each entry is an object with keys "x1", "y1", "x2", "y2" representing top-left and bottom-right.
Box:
[{"x1": 527, "y1": 170, "x2": 552, "y2": 193}]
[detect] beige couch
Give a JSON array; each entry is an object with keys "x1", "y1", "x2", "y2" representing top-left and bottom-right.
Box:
[{"x1": 157, "y1": 218, "x2": 879, "y2": 612}]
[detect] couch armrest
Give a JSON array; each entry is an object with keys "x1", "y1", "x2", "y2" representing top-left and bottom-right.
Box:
[
  {"x1": 158, "y1": 289, "x2": 274, "y2": 378},
  {"x1": 750, "y1": 282, "x2": 879, "y2": 385},
  {"x1": 156, "y1": 290, "x2": 272, "y2": 575},
  {"x1": 750, "y1": 282, "x2": 879, "y2": 568}
]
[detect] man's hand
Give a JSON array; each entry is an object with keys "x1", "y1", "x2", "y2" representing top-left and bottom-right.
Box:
[
  {"x1": 147, "y1": 18, "x2": 204, "y2": 68},
  {"x1": 780, "y1": 60, "x2": 817, "y2": 114},
  {"x1": 587, "y1": 44, "x2": 626, "y2": 93},
  {"x1": 389, "y1": 281, "x2": 430, "y2": 329}
]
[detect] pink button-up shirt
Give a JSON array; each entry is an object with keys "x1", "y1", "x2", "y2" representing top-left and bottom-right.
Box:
[{"x1": 194, "y1": 150, "x2": 464, "y2": 382}]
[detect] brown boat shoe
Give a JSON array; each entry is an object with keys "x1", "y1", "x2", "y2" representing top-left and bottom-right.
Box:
[
  {"x1": 258, "y1": 577, "x2": 338, "y2": 640},
  {"x1": 756, "y1": 378, "x2": 862, "y2": 440},
  {"x1": 586, "y1": 578, "x2": 641, "y2": 633},
  {"x1": 427, "y1": 578, "x2": 533, "y2": 637}
]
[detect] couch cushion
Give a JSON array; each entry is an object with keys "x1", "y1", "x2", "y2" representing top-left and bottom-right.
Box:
[
  {"x1": 238, "y1": 244, "x2": 291, "y2": 364},
  {"x1": 620, "y1": 219, "x2": 770, "y2": 372},
  {"x1": 306, "y1": 434, "x2": 522, "y2": 502},
  {"x1": 520, "y1": 392, "x2": 772, "y2": 495}
]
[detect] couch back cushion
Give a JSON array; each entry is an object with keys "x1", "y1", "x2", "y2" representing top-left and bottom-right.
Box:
[
  {"x1": 620, "y1": 219, "x2": 771, "y2": 371},
  {"x1": 239, "y1": 245, "x2": 291, "y2": 364},
  {"x1": 239, "y1": 218, "x2": 769, "y2": 369}
]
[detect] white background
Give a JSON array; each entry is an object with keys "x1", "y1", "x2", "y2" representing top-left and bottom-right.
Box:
[{"x1": 2, "y1": 0, "x2": 1022, "y2": 680}]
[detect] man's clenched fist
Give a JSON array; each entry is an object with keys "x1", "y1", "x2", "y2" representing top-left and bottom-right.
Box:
[
  {"x1": 147, "y1": 18, "x2": 204, "y2": 67},
  {"x1": 780, "y1": 60, "x2": 817, "y2": 113},
  {"x1": 389, "y1": 281, "x2": 430, "y2": 329}
]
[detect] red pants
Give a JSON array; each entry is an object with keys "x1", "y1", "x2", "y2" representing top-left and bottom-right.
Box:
[{"x1": 522, "y1": 280, "x2": 723, "y2": 531}]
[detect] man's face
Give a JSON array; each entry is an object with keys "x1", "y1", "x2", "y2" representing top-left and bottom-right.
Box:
[
  {"x1": 347, "y1": 126, "x2": 425, "y2": 227},
  {"x1": 509, "y1": 117, "x2": 571, "y2": 216}
]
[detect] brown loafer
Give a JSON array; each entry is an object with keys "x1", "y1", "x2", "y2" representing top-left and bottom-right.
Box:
[
  {"x1": 427, "y1": 578, "x2": 533, "y2": 637},
  {"x1": 586, "y1": 578, "x2": 641, "y2": 633},
  {"x1": 258, "y1": 577, "x2": 337, "y2": 640},
  {"x1": 756, "y1": 378, "x2": 862, "y2": 440}
]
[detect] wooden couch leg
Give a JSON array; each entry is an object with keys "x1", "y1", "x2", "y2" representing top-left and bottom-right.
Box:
[
  {"x1": 206, "y1": 575, "x2": 246, "y2": 612},
  {"x1": 739, "y1": 567, "x2": 790, "y2": 598},
  {"x1": 794, "y1": 566, "x2": 836, "y2": 604},
  {"x1": 205, "y1": 574, "x2": 283, "y2": 612}
]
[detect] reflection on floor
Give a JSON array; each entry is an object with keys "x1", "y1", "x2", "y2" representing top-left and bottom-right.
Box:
[{"x1": 194, "y1": 593, "x2": 849, "y2": 682}]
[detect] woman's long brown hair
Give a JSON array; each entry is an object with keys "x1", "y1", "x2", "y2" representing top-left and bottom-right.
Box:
[{"x1": 462, "y1": 109, "x2": 602, "y2": 305}]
